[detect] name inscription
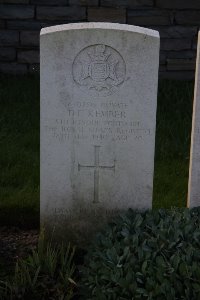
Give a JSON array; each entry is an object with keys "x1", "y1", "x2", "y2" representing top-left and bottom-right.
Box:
[{"x1": 44, "y1": 100, "x2": 152, "y2": 143}]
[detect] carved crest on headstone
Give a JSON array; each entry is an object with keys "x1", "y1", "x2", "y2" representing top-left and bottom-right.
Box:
[{"x1": 72, "y1": 44, "x2": 126, "y2": 96}]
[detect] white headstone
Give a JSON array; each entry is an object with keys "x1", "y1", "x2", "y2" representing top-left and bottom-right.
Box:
[
  {"x1": 40, "y1": 23, "x2": 160, "y2": 245},
  {"x1": 188, "y1": 31, "x2": 200, "y2": 208}
]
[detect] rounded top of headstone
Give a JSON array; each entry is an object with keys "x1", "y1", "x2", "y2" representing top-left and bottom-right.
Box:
[{"x1": 40, "y1": 22, "x2": 159, "y2": 39}]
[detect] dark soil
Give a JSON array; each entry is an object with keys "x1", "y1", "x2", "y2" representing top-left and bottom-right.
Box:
[
  {"x1": 0, "y1": 226, "x2": 39, "y2": 279},
  {"x1": 0, "y1": 226, "x2": 83, "y2": 299}
]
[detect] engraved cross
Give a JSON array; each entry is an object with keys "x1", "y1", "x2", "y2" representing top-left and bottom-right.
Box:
[{"x1": 78, "y1": 145, "x2": 115, "y2": 203}]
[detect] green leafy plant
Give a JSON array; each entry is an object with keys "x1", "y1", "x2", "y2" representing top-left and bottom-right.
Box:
[
  {"x1": 81, "y1": 208, "x2": 200, "y2": 300},
  {"x1": 0, "y1": 229, "x2": 76, "y2": 299}
]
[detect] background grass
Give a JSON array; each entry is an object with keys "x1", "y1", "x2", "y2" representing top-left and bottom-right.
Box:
[
  {"x1": 153, "y1": 80, "x2": 193, "y2": 208},
  {"x1": 0, "y1": 76, "x2": 194, "y2": 228},
  {"x1": 0, "y1": 76, "x2": 39, "y2": 228}
]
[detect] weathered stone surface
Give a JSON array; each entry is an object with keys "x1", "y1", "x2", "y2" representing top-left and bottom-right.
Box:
[
  {"x1": 160, "y1": 39, "x2": 191, "y2": 51},
  {"x1": 37, "y1": 6, "x2": 86, "y2": 20},
  {"x1": 28, "y1": 63, "x2": 40, "y2": 73},
  {"x1": 101, "y1": 0, "x2": 153, "y2": 7},
  {"x1": 7, "y1": 20, "x2": 65, "y2": 30},
  {"x1": 175, "y1": 11, "x2": 200, "y2": 26},
  {"x1": 69, "y1": 0, "x2": 98, "y2": 5},
  {"x1": 156, "y1": 0, "x2": 200, "y2": 9},
  {"x1": 18, "y1": 50, "x2": 39, "y2": 63},
  {"x1": 0, "y1": 5, "x2": 34, "y2": 19},
  {"x1": 159, "y1": 51, "x2": 166, "y2": 64},
  {"x1": 0, "y1": 30, "x2": 19, "y2": 46},
  {"x1": 167, "y1": 50, "x2": 196, "y2": 59},
  {"x1": 167, "y1": 59, "x2": 195, "y2": 71},
  {"x1": 0, "y1": 62, "x2": 27, "y2": 74},
  {"x1": 151, "y1": 26, "x2": 197, "y2": 38},
  {"x1": 40, "y1": 23, "x2": 159, "y2": 246},
  {"x1": 7, "y1": 20, "x2": 45, "y2": 30},
  {"x1": 31, "y1": 0, "x2": 67, "y2": 4},
  {"x1": 159, "y1": 65, "x2": 166, "y2": 72},
  {"x1": 20, "y1": 31, "x2": 39, "y2": 46},
  {"x1": 0, "y1": 0, "x2": 29, "y2": 3},
  {"x1": 193, "y1": 38, "x2": 198, "y2": 50},
  {"x1": 0, "y1": 20, "x2": 5, "y2": 28},
  {"x1": 127, "y1": 10, "x2": 172, "y2": 26},
  {"x1": 88, "y1": 8, "x2": 126, "y2": 23},
  {"x1": 159, "y1": 71, "x2": 194, "y2": 80},
  {"x1": 188, "y1": 32, "x2": 200, "y2": 207},
  {"x1": 0, "y1": 47, "x2": 16, "y2": 61}
]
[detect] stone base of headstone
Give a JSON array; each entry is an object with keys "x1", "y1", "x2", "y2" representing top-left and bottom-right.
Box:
[{"x1": 41, "y1": 208, "x2": 123, "y2": 247}]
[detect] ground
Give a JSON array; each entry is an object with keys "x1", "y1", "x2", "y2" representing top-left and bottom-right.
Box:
[{"x1": 0, "y1": 227, "x2": 39, "y2": 279}]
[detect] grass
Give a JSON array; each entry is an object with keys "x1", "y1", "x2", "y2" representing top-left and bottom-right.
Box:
[
  {"x1": 0, "y1": 76, "x2": 194, "y2": 228},
  {"x1": 153, "y1": 80, "x2": 194, "y2": 208},
  {"x1": 0, "y1": 76, "x2": 39, "y2": 228}
]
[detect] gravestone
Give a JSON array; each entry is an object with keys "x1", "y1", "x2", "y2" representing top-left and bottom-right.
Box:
[
  {"x1": 188, "y1": 31, "x2": 200, "y2": 208},
  {"x1": 40, "y1": 23, "x2": 160, "y2": 245}
]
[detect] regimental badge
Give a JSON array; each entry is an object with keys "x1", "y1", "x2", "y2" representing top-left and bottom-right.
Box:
[{"x1": 72, "y1": 44, "x2": 126, "y2": 96}]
